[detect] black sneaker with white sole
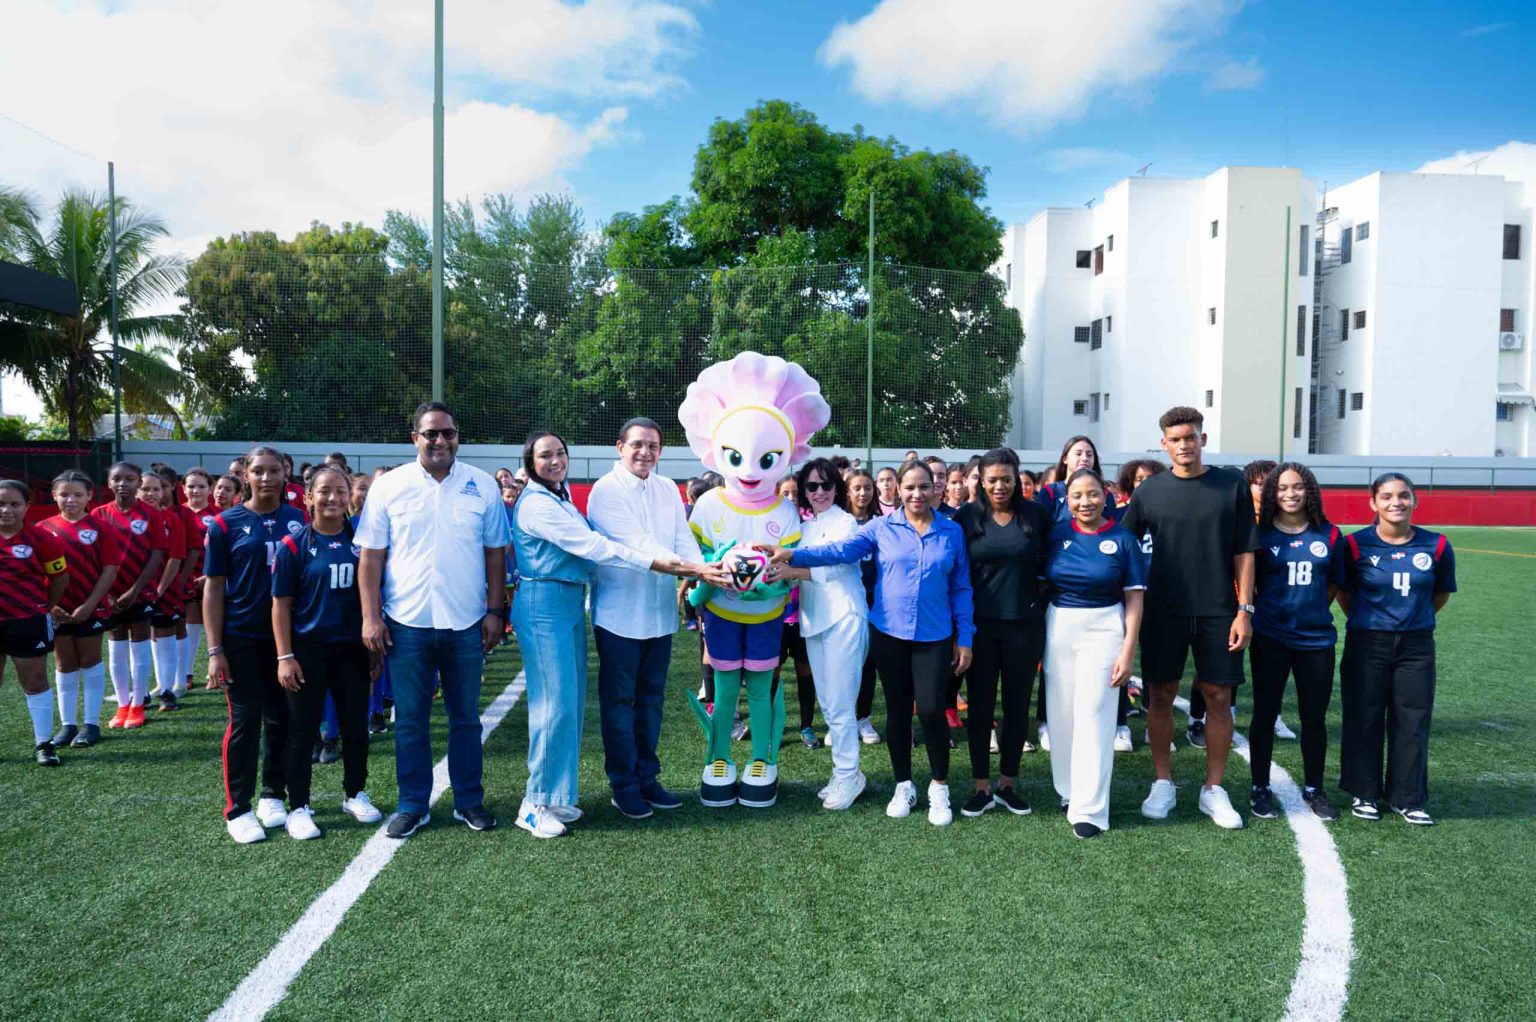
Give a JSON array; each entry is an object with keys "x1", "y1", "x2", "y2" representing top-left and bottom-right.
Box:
[
  {"x1": 34, "y1": 741, "x2": 60, "y2": 767},
  {"x1": 1249, "y1": 785, "x2": 1277, "y2": 819},
  {"x1": 1186, "y1": 719, "x2": 1207, "y2": 748},
  {"x1": 1072, "y1": 821, "x2": 1102, "y2": 839},
  {"x1": 452, "y1": 805, "x2": 497, "y2": 831},
  {"x1": 1390, "y1": 804, "x2": 1435, "y2": 826},
  {"x1": 1350, "y1": 797, "x2": 1380, "y2": 821},
  {"x1": 960, "y1": 791, "x2": 995, "y2": 817},
  {"x1": 385, "y1": 810, "x2": 431, "y2": 839},
  {"x1": 1302, "y1": 786, "x2": 1339, "y2": 821},
  {"x1": 50, "y1": 724, "x2": 79, "y2": 748},
  {"x1": 992, "y1": 787, "x2": 1032, "y2": 816}
]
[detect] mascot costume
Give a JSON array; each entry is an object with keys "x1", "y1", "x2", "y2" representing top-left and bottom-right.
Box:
[{"x1": 680, "y1": 351, "x2": 830, "y2": 808}]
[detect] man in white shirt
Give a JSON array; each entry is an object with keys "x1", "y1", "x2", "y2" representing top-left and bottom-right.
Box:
[
  {"x1": 356, "y1": 402, "x2": 510, "y2": 839},
  {"x1": 587, "y1": 417, "x2": 702, "y2": 818}
]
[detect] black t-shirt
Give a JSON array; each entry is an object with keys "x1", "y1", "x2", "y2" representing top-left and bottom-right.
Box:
[
  {"x1": 956, "y1": 500, "x2": 1050, "y2": 622},
  {"x1": 1120, "y1": 465, "x2": 1258, "y2": 617}
]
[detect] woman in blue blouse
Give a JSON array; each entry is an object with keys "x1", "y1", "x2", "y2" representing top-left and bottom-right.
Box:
[{"x1": 764, "y1": 460, "x2": 974, "y2": 827}]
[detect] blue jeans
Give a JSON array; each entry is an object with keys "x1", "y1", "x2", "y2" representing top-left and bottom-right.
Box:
[
  {"x1": 594, "y1": 626, "x2": 672, "y2": 798},
  {"x1": 512, "y1": 580, "x2": 588, "y2": 807},
  {"x1": 386, "y1": 618, "x2": 484, "y2": 815}
]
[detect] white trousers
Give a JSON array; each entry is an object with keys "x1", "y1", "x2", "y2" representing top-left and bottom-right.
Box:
[
  {"x1": 1044, "y1": 603, "x2": 1124, "y2": 831},
  {"x1": 803, "y1": 613, "x2": 869, "y2": 783}
]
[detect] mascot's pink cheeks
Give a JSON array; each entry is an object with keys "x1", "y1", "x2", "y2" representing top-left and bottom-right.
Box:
[{"x1": 712, "y1": 406, "x2": 793, "y2": 509}]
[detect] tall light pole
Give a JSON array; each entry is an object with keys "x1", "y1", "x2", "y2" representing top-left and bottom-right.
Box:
[{"x1": 431, "y1": 0, "x2": 445, "y2": 402}]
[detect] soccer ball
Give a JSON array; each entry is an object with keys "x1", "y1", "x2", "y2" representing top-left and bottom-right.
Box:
[{"x1": 721, "y1": 547, "x2": 771, "y2": 593}]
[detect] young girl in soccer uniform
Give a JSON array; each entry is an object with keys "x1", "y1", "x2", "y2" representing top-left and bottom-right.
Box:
[
  {"x1": 1337, "y1": 473, "x2": 1455, "y2": 825},
  {"x1": 271, "y1": 465, "x2": 383, "y2": 839},
  {"x1": 137, "y1": 472, "x2": 188, "y2": 713},
  {"x1": 0, "y1": 479, "x2": 70, "y2": 765},
  {"x1": 212, "y1": 474, "x2": 241, "y2": 511},
  {"x1": 92, "y1": 462, "x2": 169, "y2": 729},
  {"x1": 180, "y1": 468, "x2": 216, "y2": 695},
  {"x1": 41, "y1": 470, "x2": 122, "y2": 749}
]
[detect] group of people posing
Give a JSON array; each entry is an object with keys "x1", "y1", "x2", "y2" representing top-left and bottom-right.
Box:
[{"x1": 0, "y1": 401, "x2": 1455, "y2": 843}]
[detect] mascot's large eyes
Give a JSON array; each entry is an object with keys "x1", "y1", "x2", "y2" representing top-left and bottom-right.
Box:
[
  {"x1": 758, "y1": 451, "x2": 780, "y2": 472},
  {"x1": 724, "y1": 448, "x2": 744, "y2": 469}
]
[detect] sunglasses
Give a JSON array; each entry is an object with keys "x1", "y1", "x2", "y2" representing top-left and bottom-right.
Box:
[
  {"x1": 416, "y1": 428, "x2": 458, "y2": 442},
  {"x1": 803, "y1": 480, "x2": 835, "y2": 493}
]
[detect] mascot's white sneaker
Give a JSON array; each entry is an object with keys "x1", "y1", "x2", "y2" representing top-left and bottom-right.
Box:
[
  {"x1": 700, "y1": 759, "x2": 739, "y2": 808},
  {"x1": 738, "y1": 759, "x2": 778, "y2": 808},
  {"x1": 886, "y1": 780, "x2": 917, "y2": 818}
]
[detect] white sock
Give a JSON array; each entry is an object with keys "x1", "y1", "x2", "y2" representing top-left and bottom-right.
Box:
[
  {"x1": 129, "y1": 640, "x2": 152, "y2": 706},
  {"x1": 108, "y1": 639, "x2": 130, "y2": 704},
  {"x1": 180, "y1": 624, "x2": 204, "y2": 687},
  {"x1": 55, "y1": 669, "x2": 80, "y2": 726},
  {"x1": 26, "y1": 690, "x2": 54, "y2": 744},
  {"x1": 81, "y1": 663, "x2": 106, "y2": 726},
  {"x1": 151, "y1": 635, "x2": 179, "y2": 700}
]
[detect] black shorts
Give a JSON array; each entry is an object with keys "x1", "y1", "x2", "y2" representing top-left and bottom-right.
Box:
[
  {"x1": 56, "y1": 617, "x2": 108, "y2": 639},
  {"x1": 0, "y1": 614, "x2": 54, "y2": 658},
  {"x1": 1140, "y1": 609, "x2": 1245, "y2": 686},
  {"x1": 150, "y1": 606, "x2": 185, "y2": 629},
  {"x1": 780, "y1": 621, "x2": 808, "y2": 664},
  {"x1": 107, "y1": 601, "x2": 155, "y2": 629}
]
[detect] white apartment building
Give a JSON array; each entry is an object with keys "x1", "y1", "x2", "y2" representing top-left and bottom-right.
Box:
[
  {"x1": 1312, "y1": 171, "x2": 1534, "y2": 456},
  {"x1": 996, "y1": 167, "x2": 1316, "y2": 456}
]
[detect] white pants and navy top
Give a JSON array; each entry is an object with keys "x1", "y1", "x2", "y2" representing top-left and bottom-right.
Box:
[{"x1": 796, "y1": 505, "x2": 869, "y2": 786}]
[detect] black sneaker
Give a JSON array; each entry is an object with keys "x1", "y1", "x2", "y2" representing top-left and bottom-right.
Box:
[
  {"x1": 1072, "y1": 821, "x2": 1102, "y2": 839},
  {"x1": 157, "y1": 691, "x2": 178, "y2": 713},
  {"x1": 960, "y1": 791, "x2": 995, "y2": 817},
  {"x1": 1250, "y1": 786, "x2": 1277, "y2": 819},
  {"x1": 992, "y1": 787, "x2": 1032, "y2": 816},
  {"x1": 452, "y1": 805, "x2": 497, "y2": 831},
  {"x1": 318, "y1": 739, "x2": 340, "y2": 765},
  {"x1": 368, "y1": 712, "x2": 388, "y2": 734},
  {"x1": 1303, "y1": 787, "x2": 1339, "y2": 821},
  {"x1": 71, "y1": 723, "x2": 101, "y2": 748},
  {"x1": 1390, "y1": 804, "x2": 1435, "y2": 826},
  {"x1": 1350, "y1": 797, "x2": 1380, "y2": 821},
  {"x1": 385, "y1": 810, "x2": 430, "y2": 839},
  {"x1": 50, "y1": 724, "x2": 79, "y2": 748},
  {"x1": 1186, "y1": 719, "x2": 1207, "y2": 748},
  {"x1": 34, "y1": 741, "x2": 61, "y2": 766}
]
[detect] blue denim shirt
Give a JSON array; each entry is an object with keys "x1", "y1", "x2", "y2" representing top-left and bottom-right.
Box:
[{"x1": 792, "y1": 510, "x2": 975, "y2": 646}]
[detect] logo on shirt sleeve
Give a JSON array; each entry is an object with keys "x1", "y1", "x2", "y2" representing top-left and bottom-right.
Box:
[
  {"x1": 288, "y1": 521, "x2": 303, "y2": 535},
  {"x1": 1411, "y1": 552, "x2": 1433, "y2": 570},
  {"x1": 1309, "y1": 541, "x2": 1328, "y2": 557},
  {"x1": 1098, "y1": 539, "x2": 1119, "y2": 555}
]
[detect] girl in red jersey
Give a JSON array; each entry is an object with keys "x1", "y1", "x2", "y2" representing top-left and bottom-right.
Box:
[
  {"x1": 92, "y1": 462, "x2": 169, "y2": 729},
  {"x1": 212, "y1": 474, "x2": 241, "y2": 511},
  {"x1": 153, "y1": 464, "x2": 204, "y2": 702},
  {"x1": 138, "y1": 472, "x2": 188, "y2": 713},
  {"x1": 0, "y1": 479, "x2": 70, "y2": 765},
  {"x1": 181, "y1": 468, "x2": 215, "y2": 694},
  {"x1": 40, "y1": 470, "x2": 122, "y2": 749}
]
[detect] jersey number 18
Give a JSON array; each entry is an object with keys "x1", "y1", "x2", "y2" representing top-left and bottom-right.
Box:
[{"x1": 1287, "y1": 561, "x2": 1313, "y2": 586}]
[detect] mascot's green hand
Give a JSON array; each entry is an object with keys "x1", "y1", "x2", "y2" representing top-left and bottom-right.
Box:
[{"x1": 702, "y1": 539, "x2": 737, "y2": 564}]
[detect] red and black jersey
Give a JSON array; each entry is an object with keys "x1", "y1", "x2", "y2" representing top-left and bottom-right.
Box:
[
  {"x1": 283, "y1": 482, "x2": 308, "y2": 515},
  {"x1": 0, "y1": 524, "x2": 68, "y2": 621},
  {"x1": 91, "y1": 500, "x2": 169, "y2": 601},
  {"x1": 38, "y1": 514, "x2": 123, "y2": 618},
  {"x1": 182, "y1": 503, "x2": 214, "y2": 597},
  {"x1": 155, "y1": 506, "x2": 190, "y2": 614}
]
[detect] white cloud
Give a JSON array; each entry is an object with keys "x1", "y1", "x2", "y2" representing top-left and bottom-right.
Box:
[
  {"x1": 1415, "y1": 141, "x2": 1536, "y2": 181},
  {"x1": 1459, "y1": 22, "x2": 1511, "y2": 38},
  {"x1": 820, "y1": 0, "x2": 1241, "y2": 132},
  {"x1": 1206, "y1": 56, "x2": 1264, "y2": 91},
  {"x1": 1041, "y1": 147, "x2": 1133, "y2": 173}
]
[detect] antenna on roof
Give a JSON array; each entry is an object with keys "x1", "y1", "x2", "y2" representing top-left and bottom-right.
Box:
[
  {"x1": 1085, "y1": 197, "x2": 1096, "y2": 208},
  {"x1": 1136, "y1": 163, "x2": 1152, "y2": 177},
  {"x1": 1467, "y1": 154, "x2": 1488, "y2": 174}
]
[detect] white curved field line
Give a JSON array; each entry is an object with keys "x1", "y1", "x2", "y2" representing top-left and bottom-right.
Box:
[
  {"x1": 210, "y1": 672, "x2": 526, "y2": 1022},
  {"x1": 1174, "y1": 696, "x2": 1354, "y2": 1022}
]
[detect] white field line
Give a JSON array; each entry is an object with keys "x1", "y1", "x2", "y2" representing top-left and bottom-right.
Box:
[
  {"x1": 1174, "y1": 696, "x2": 1354, "y2": 1022},
  {"x1": 210, "y1": 672, "x2": 526, "y2": 1022}
]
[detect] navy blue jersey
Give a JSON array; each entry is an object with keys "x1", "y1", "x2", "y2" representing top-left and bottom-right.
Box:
[
  {"x1": 1036, "y1": 482, "x2": 1128, "y2": 525},
  {"x1": 271, "y1": 525, "x2": 362, "y2": 639},
  {"x1": 1044, "y1": 519, "x2": 1147, "y2": 609},
  {"x1": 203, "y1": 504, "x2": 308, "y2": 639},
  {"x1": 1342, "y1": 526, "x2": 1456, "y2": 632},
  {"x1": 1253, "y1": 523, "x2": 1347, "y2": 649}
]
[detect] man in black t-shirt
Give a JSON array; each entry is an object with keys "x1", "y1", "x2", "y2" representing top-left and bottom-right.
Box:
[{"x1": 1120, "y1": 406, "x2": 1258, "y2": 830}]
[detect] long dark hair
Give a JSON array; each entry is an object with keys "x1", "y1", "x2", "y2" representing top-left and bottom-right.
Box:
[
  {"x1": 795, "y1": 458, "x2": 848, "y2": 513},
  {"x1": 242, "y1": 445, "x2": 285, "y2": 502},
  {"x1": 845, "y1": 467, "x2": 876, "y2": 521},
  {"x1": 1368, "y1": 471, "x2": 1416, "y2": 524},
  {"x1": 523, "y1": 431, "x2": 571, "y2": 501},
  {"x1": 961, "y1": 448, "x2": 1029, "y2": 539},
  {"x1": 1053, "y1": 435, "x2": 1101, "y2": 483},
  {"x1": 1258, "y1": 461, "x2": 1328, "y2": 530}
]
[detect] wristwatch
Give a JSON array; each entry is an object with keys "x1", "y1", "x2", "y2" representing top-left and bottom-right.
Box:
[{"x1": 1237, "y1": 603, "x2": 1256, "y2": 614}]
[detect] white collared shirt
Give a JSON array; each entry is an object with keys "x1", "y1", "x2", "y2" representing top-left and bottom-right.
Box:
[
  {"x1": 797, "y1": 504, "x2": 868, "y2": 636},
  {"x1": 354, "y1": 458, "x2": 510, "y2": 631},
  {"x1": 587, "y1": 462, "x2": 702, "y2": 639}
]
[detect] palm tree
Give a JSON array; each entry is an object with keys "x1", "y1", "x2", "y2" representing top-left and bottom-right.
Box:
[{"x1": 0, "y1": 186, "x2": 187, "y2": 443}]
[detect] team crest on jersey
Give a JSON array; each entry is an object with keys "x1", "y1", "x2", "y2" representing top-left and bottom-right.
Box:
[
  {"x1": 1309, "y1": 541, "x2": 1328, "y2": 557},
  {"x1": 10, "y1": 544, "x2": 33, "y2": 558},
  {"x1": 287, "y1": 521, "x2": 303, "y2": 535},
  {"x1": 130, "y1": 519, "x2": 149, "y2": 535},
  {"x1": 351, "y1": 544, "x2": 362, "y2": 557},
  {"x1": 1098, "y1": 539, "x2": 1118, "y2": 555},
  {"x1": 201, "y1": 515, "x2": 215, "y2": 528},
  {"x1": 80, "y1": 529, "x2": 99, "y2": 545},
  {"x1": 1412, "y1": 552, "x2": 1433, "y2": 571}
]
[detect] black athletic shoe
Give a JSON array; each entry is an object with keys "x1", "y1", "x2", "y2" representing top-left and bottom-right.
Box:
[
  {"x1": 368, "y1": 712, "x2": 388, "y2": 734},
  {"x1": 1186, "y1": 719, "x2": 1207, "y2": 748},
  {"x1": 71, "y1": 724, "x2": 101, "y2": 748},
  {"x1": 50, "y1": 724, "x2": 79, "y2": 748},
  {"x1": 385, "y1": 810, "x2": 430, "y2": 839},
  {"x1": 318, "y1": 739, "x2": 340, "y2": 765},
  {"x1": 1250, "y1": 785, "x2": 1278, "y2": 819},
  {"x1": 452, "y1": 805, "x2": 497, "y2": 832},
  {"x1": 35, "y1": 741, "x2": 60, "y2": 767},
  {"x1": 960, "y1": 791, "x2": 995, "y2": 817},
  {"x1": 157, "y1": 692, "x2": 178, "y2": 713},
  {"x1": 1302, "y1": 787, "x2": 1339, "y2": 821},
  {"x1": 992, "y1": 787, "x2": 1032, "y2": 816},
  {"x1": 1072, "y1": 821, "x2": 1102, "y2": 839},
  {"x1": 1350, "y1": 797, "x2": 1380, "y2": 821}
]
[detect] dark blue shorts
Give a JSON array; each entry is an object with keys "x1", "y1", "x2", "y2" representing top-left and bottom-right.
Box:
[{"x1": 701, "y1": 608, "x2": 782, "y2": 672}]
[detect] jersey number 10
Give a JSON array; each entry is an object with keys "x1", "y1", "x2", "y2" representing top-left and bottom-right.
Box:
[
  {"x1": 328, "y1": 563, "x2": 355, "y2": 590},
  {"x1": 1287, "y1": 561, "x2": 1313, "y2": 586}
]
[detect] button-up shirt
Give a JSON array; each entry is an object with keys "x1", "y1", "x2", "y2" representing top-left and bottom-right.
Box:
[
  {"x1": 586, "y1": 464, "x2": 701, "y2": 639},
  {"x1": 796, "y1": 505, "x2": 868, "y2": 637},
  {"x1": 354, "y1": 459, "x2": 510, "y2": 631},
  {"x1": 792, "y1": 510, "x2": 975, "y2": 646},
  {"x1": 514, "y1": 480, "x2": 654, "y2": 585}
]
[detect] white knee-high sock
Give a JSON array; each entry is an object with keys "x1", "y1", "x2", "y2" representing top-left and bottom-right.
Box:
[
  {"x1": 81, "y1": 663, "x2": 106, "y2": 726},
  {"x1": 26, "y1": 690, "x2": 54, "y2": 744},
  {"x1": 179, "y1": 624, "x2": 204, "y2": 690},
  {"x1": 151, "y1": 635, "x2": 179, "y2": 700},
  {"x1": 129, "y1": 640, "x2": 152, "y2": 706},
  {"x1": 108, "y1": 639, "x2": 130, "y2": 704},
  {"x1": 55, "y1": 669, "x2": 80, "y2": 726}
]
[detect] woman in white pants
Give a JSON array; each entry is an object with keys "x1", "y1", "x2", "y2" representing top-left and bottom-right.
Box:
[
  {"x1": 766, "y1": 458, "x2": 869, "y2": 810},
  {"x1": 1042, "y1": 468, "x2": 1146, "y2": 838}
]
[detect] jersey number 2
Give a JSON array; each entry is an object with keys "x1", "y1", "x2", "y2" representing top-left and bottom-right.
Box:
[
  {"x1": 328, "y1": 563, "x2": 355, "y2": 590},
  {"x1": 1287, "y1": 561, "x2": 1313, "y2": 586}
]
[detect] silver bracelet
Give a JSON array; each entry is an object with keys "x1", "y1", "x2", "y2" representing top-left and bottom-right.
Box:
[
  {"x1": 277, "y1": 653, "x2": 297, "y2": 662},
  {"x1": 207, "y1": 645, "x2": 224, "y2": 657}
]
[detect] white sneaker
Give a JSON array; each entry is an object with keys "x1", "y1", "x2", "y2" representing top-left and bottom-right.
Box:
[
  {"x1": 341, "y1": 792, "x2": 384, "y2": 823},
  {"x1": 857, "y1": 717, "x2": 882, "y2": 745},
  {"x1": 1038, "y1": 723, "x2": 1051, "y2": 752},
  {"x1": 1274, "y1": 715, "x2": 1298, "y2": 740},
  {"x1": 886, "y1": 780, "x2": 917, "y2": 818},
  {"x1": 226, "y1": 811, "x2": 266, "y2": 844},
  {"x1": 823, "y1": 773, "x2": 867, "y2": 811},
  {"x1": 548, "y1": 804, "x2": 583, "y2": 824},
  {"x1": 514, "y1": 799, "x2": 566, "y2": 839},
  {"x1": 255, "y1": 797, "x2": 288, "y2": 828},
  {"x1": 1114, "y1": 725, "x2": 1134, "y2": 753},
  {"x1": 285, "y1": 806, "x2": 322, "y2": 840},
  {"x1": 1199, "y1": 784, "x2": 1246, "y2": 830},
  {"x1": 1141, "y1": 779, "x2": 1177, "y2": 819},
  {"x1": 927, "y1": 782, "x2": 953, "y2": 826},
  {"x1": 817, "y1": 781, "x2": 833, "y2": 801}
]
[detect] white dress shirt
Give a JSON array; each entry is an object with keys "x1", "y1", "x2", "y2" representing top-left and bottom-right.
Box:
[
  {"x1": 586, "y1": 463, "x2": 702, "y2": 639},
  {"x1": 796, "y1": 505, "x2": 868, "y2": 637},
  {"x1": 354, "y1": 458, "x2": 510, "y2": 631}
]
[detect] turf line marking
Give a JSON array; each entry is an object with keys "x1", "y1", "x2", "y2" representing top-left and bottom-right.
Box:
[
  {"x1": 210, "y1": 672, "x2": 526, "y2": 1022},
  {"x1": 1174, "y1": 696, "x2": 1353, "y2": 1022},
  {"x1": 1456, "y1": 547, "x2": 1536, "y2": 559}
]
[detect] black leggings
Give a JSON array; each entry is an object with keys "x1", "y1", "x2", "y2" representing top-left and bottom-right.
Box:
[
  {"x1": 1339, "y1": 628, "x2": 1436, "y2": 810},
  {"x1": 856, "y1": 639, "x2": 878, "y2": 720},
  {"x1": 776, "y1": 624, "x2": 816, "y2": 729},
  {"x1": 872, "y1": 628, "x2": 951, "y2": 784},
  {"x1": 286, "y1": 637, "x2": 371, "y2": 806},
  {"x1": 967, "y1": 618, "x2": 1044, "y2": 780},
  {"x1": 1248, "y1": 632, "x2": 1334, "y2": 789}
]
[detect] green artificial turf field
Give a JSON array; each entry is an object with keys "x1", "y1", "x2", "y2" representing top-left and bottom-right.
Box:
[{"x1": 1, "y1": 527, "x2": 1532, "y2": 1021}]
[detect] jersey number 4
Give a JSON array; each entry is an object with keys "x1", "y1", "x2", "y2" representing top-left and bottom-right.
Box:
[
  {"x1": 1286, "y1": 561, "x2": 1313, "y2": 586},
  {"x1": 328, "y1": 563, "x2": 355, "y2": 590},
  {"x1": 1392, "y1": 571, "x2": 1411, "y2": 597}
]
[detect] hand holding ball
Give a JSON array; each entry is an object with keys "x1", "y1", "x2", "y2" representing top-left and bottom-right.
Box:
[{"x1": 721, "y1": 547, "x2": 772, "y2": 593}]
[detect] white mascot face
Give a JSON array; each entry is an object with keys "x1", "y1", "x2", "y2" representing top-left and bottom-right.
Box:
[{"x1": 712, "y1": 408, "x2": 792, "y2": 502}]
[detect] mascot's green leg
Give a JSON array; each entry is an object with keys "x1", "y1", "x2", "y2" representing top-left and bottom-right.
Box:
[
  {"x1": 697, "y1": 668, "x2": 741, "y2": 765},
  {"x1": 745, "y1": 669, "x2": 785, "y2": 766}
]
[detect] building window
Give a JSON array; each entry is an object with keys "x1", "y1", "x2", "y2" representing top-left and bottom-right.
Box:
[
  {"x1": 1076, "y1": 249, "x2": 1092, "y2": 269},
  {"x1": 1353, "y1": 310, "x2": 1367, "y2": 330},
  {"x1": 1103, "y1": 393, "x2": 1110, "y2": 410},
  {"x1": 1299, "y1": 225, "x2": 1310, "y2": 276},
  {"x1": 1341, "y1": 226, "x2": 1353, "y2": 264},
  {"x1": 1004, "y1": 263, "x2": 1011, "y2": 289},
  {"x1": 1293, "y1": 386, "x2": 1303, "y2": 438},
  {"x1": 1337, "y1": 390, "x2": 1347, "y2": 419},
  {"x1": 1351, "y1": 392, "x2": 1364, "y2": 411},
  {"x1": 1505, "y1": 224, "x2": 1522, "y2": 260},
  {"x1": 1106, "y1": 315, "x2": 1113, "y2": 333},
  {"x1": 1107, "y1": 234, "x2": 1114, "y2": 252},
  {"x1": 1073, "y1": 400, "x2": 1088, "y2": 415},
  {"x1": 1208, "y1": 307, "x2": 1217, "y2": 326},
  {"x1": 1210, "y1": 220, "x2": 1219, "y2": 239},
  {"x1": 1074, "y1": 326, "x2": 1091, "y2": 344},
  {"x1": 1356, "y1": 221, "x2": 1370, "y2": 241},
  {"x1": 1340, "y1": 308, "x2": 1350, "y2": 341},
  {"x1": 1090, "y1": 319, "x2": 1103, "y2": 350},
  {"x1": 1089, "y1": 393, "x2": 1101, "y2": 422},
  {"x1": 1501, "y1": 308, "x2": 1516, "y2": 332},
  {"x1": 1497, "y1": 403, "x2": 1515, "y2": 422},
  {"x1": 1094, "y1": 245, "x2": 1104, "y2": 275},
  {"x1": 1296, "y1": 305, "x2": 1307, "y2": 356},
  {"x1": 1205, "y1": 389, "x2": 1215, "y2": 408}
]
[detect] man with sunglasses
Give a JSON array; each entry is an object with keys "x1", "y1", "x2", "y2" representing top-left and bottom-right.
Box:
[{"x1": 356, "y1": 402, "x2": 510, "y2": 839}]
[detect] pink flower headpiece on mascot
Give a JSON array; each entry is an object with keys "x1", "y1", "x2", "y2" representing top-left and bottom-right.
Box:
[{"x1": 680, "y1": 351, "x2": 831, "y2": 508}]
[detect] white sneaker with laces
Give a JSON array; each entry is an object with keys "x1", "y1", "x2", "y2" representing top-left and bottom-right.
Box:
[
  {"x1": 886, "y1": 780, "x2": 917, "y2": 818},
  {"x1": 226, "y1": 811, "x2": 266, "y2": 844},
  {"x1": 1037, "y1": 723, "x2": 1051, "y2": 752},
  {"x1": 255, "y1": 797, "x2": 288, "y2": 829},
  {"x1": 857, "y1": 717, "x2": 881, "y2": 745},
  {"x1": 514, "y1": 799, "x2": 566, "y2": 839},
  {"x1": 1199, "y1": 784, "x2": 1246, "y2": 830},
  {"x1": 927, "y1": 782, "x2": 953, "y2": 826},
  {"x1": 1273, "y1": 715, "x2": 1298, "y2": 740},
  {"x1": 817, "y1": 781, "x2": 832, "y2": 801},
  {"x1": 341, "y1": 792, "x2": 384, "y2": 823},
  {"x1": 549, "y1": 804, "x2": 583, "y2": 824},
  {"x1": 823, "y1": 773, "x2": 867, "y2": 811},
  {"x1": 1114, "y1": 725, "x2": 1134, "y2": 752},
  {"x1": 1141, "y1": 778, "x2": 1177, "y2": 819},
  {"x1": 285, "y1": 806, "x2": 322, "y2": 840}
]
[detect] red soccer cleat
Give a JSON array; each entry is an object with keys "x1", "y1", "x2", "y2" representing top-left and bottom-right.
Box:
[
  {"x1": 123, "y1": 704, "x2": 147, "y2": 729},
  {"x1": 107, "y1": 705, "x2": 131, "y2": 729}
]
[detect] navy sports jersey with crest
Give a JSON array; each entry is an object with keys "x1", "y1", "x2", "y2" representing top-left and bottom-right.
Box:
[
  {"x1": 1254, "y1": 523, "x2": 1348, "y2": 649},
  {"x1": 271, "y1": 524, "x2": 362, "y2": 638},
  {"x1": 203, "y1": 503, "x2": 308, "y2": 638},
  {"x1": 1043, "y1": 519, "x2": 1147, "y2": 609},
  {"x1": 1342, "y1": 526, "x2": 1456, "y2": 633},
  {"x1": 1036, "y1": 482, "x2": 1128, "y2": 525}
]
